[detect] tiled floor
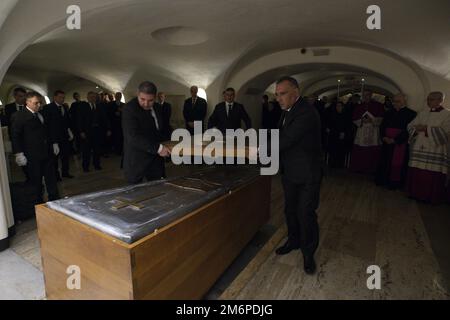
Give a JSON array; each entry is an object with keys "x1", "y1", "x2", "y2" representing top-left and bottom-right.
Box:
[
  {"x1": 222, "y1": 170, "x2": 450, "y2": 300},
  {"x1": 0, "y1": 249, "x2": 45, "y2": 300}
]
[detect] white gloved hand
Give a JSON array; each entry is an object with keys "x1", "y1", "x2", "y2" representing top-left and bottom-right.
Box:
[
  {"x1": 67, "y1": 128, "x2": 74, "y2": 141},
  {"x1": 15, "y1": 153, "x2": 27, "y2": 167},
  {"x1": 53, "y1": 143, "x2": 60, "y2": 156}
]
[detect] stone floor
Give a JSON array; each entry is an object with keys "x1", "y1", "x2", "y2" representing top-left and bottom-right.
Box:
[{"x1": 2, "y1": 154, "x2": 450, "y2": 300}]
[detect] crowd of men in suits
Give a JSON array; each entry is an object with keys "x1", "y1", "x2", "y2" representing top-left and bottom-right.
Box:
[{"x1": 0, "y1": 83, "x2": 257, "y2": 203}]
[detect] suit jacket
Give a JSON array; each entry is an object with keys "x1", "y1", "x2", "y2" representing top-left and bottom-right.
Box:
[
  {"x1": 183, "y1": 97, "x2": 207, "y2": 132},
  {"x1": 122, "y1": 98, "x2": 165, "y2": 183},
  {"x1": 279, "y1": 98, "x2": 323, "y2": 184},
  {"x1": 208, "y1": 102, "x2": 252, "y2": 133},
  {"x1": 77, "y1": 101, "x2": 110, "y2": 136},
  {"x1": 157, "y1": 101, "x2": 172, "y2": 141},
  {"x1": 69, "y1": 100, "x2": 83, "y2": 133},
  {"x1": 10, "y1": 108, "x2": 54, "y2": 161},
  {"x1": 4, "y1": 103, "x2": 25, "y2": 129},
  {"x1": 107, "y1": 101, "x2": 125, "y2": 129},
  {"x1": 262, "y1": 102, "x2": 282, "y2": 129},
  {"x1": 42, "y1": 102, "x2": 71, "y2": 143}
]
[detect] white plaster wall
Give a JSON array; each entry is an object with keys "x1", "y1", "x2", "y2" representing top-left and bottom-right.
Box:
[{"x1": 422, "y1": 70, "x2": 450, "y2": 111}]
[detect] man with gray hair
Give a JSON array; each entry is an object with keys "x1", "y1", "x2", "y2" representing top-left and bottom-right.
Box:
[
  {"x1": 183, "y1": 85, "x2": 207, "y2": 135},
  {"x1": 375, "y1": 93, "x2": 416, "y2": 189},
  {"x1": 122, "y1": 81, "x2": 171, "y2": 184},
  {"x1": 406, "y1": 91, "x2": 450, "y2": 204}
]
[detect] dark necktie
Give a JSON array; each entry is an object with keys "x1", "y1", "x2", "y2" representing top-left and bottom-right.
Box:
[
  {"x1": 228, "y1": 104, "x2": 232, "y2": 117},
  {"x1": 148, "y1": 109, "x2": 159, "y2": 131},
  {"x1": 280, "y1": 111, "x2": 288, "y2": 128},
  {"x1": 18, "y1": 105, "x2": 24, "y2": 111},
  {"x1": 33, "y1": 112, "x2": 43, "y2": 124}
]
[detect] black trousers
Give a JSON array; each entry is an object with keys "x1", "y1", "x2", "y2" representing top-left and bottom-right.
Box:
[
  {"x1": 54, "y1": 140, "x2": 71, "y2": 176},
  {"x1": 26, "y1": 157, "x2": 59, "y2": 203},
  {"x1": 112, "y1": 125, "x2": 123, "y2": 155},
  {"x1": 281, "y1": 176, "x2": 320, "y2": 257},
  {"x1": 81, "y1": 128, "x2": 103, "y2": 170}
]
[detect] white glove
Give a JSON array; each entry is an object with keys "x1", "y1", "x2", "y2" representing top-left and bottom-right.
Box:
[
  {"x1": 67, "y1": 128, "x2": 74, "y2": 141},
  {"x1": 15, "y1": 153, "x2": 27, "y2": 167},
  {"x1": 53, "y1": 143, "x2": 60, "y2": 156}
]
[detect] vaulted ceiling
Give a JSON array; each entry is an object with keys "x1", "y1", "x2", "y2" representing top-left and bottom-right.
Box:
[{"x1": 1, "y1": 0, "x2": 449, "y2": 101}]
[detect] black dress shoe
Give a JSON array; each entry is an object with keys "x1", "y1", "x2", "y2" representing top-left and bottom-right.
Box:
[
  {"x1": 83, "y1": 168, "x2": 90, "y2": 173},
  {"x1": 95, "y1": 166, "x2": 102, "y2": 171},
  {"x1": 56, "y1": 175, "x2": 62, "y2": 182},
  {"x1": 275, "y1": 241, "x2": 300, "y2": 255},
  {"x1": 303, "y1": 255, "x2": 316, "y2": 275},
  {"x1": 62, "y1": 174, "x2": 74, "y2": 179}
]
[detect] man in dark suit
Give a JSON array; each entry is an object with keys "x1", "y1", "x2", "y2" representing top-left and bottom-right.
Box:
[
  {"x1": 122, "y1": 81, "x2": 171, "y2": 184},
  {"x1": 207, "y1": 87, "x2": 252, "y2": 134},
  {"x1": 275, "y1": 76, "x2": 323, "y2": 275},
  {"x1": 69, "y1": 92, "x2": 83, "y2": 154},
  {"x1": 3, "y1": 87, "x2": 29, "y2": 180},
  {"x1": 183, "y1": 86, "x2": 207, "y2": 135},
  {"x1": 10, "y1": 91, "x2": 60, "y2": 203},
  {"x1": 107, "y1": 92, "x2": 125, "y2": 155},
  {"x1": 77, "y1": 92, "x2": 111, "y2": 172},
  {"x1": 157, "y1": 92, "x2": 172, "y2": 141},
  {"x1": 42, "y1": 90, "x2": 74, "y2": 180},
  {"x1": 4, "y1": 87, "x2": 27, "y2": 129}
]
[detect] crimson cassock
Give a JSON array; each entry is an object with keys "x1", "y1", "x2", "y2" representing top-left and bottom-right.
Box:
[{"x1": 375, "y1": 106, "x2": 417, "y2": 188}]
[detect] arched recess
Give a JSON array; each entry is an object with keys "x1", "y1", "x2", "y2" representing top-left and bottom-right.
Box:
[
  {"x1": 228, "y1": 47, "x2": 428, "y2": 110},
  {"x1": 303, "y1": 74, "x2": 399, "y2": 96},
  {"x1": 316, "y1": 85, "x2": 394, "y2": 99}
]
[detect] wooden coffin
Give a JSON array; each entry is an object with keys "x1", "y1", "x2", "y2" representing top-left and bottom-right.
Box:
[{"x1": 36, "y1": 169, "x2": 271, "y2": 300}]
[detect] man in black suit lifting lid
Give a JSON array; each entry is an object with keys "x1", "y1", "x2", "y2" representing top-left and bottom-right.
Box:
[
  {"x1": 275, "y1": 76, "x2": 323, "y2": 275},
  {"x1": 122, "y1": 81, "x2": 171, "y2": 184},
  {"x1": 10, "y1": 91, "x2": 60, "y2": 203}
]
